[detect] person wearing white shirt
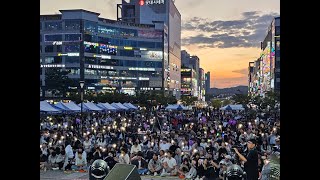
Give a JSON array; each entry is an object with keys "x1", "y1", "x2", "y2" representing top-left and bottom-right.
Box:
[
  {"x1": 200, "y1": 139, "x2": 208, "y2": 149},
  {"x1": 161, "y1": 150, "x2": 177, "y2": 177},
  {"x1": 130, "y1": 142, "x2": 142, "y2": 158},
  {"x1": 71, "y1": 151, "x2": 88, "y2": 171},
  {"x1": 63, "y1": 142, "x2": 74, "y2": 170},
  {"x1": 159, "y1": 139, "x2": 171, "y2": 151},
  {"x1": 83, "y1": 137, "x2": 92, "y2": 153},
  {"x1": 118, "y1": 148, "x2": 130, "y2": 164}
]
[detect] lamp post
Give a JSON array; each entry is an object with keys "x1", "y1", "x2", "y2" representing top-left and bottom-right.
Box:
[{"x1": 80, "y1": 81, "x2": 85, "y2": 136}]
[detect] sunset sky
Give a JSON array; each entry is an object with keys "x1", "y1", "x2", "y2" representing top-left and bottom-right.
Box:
[{"x1": 40, "y1": 0, "x2": 280, "y2": 88}]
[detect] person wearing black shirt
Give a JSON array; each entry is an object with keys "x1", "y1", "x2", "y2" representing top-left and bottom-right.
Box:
[{"x1": 233, "y1": 138, "x2": 258, "y2": 180}]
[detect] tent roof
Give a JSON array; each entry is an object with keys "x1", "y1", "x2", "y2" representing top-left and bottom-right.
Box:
[
  {"x1": 220, "y1": 104, "x2": 244, "y2": 110},
  {"x1": 63, "y1": 101, "x2": 81, "y2": 111},
  {"x1": 97, "y1": 103, "x2": 117, "y2": 111},
  {"x1": 54, "y1": 102, "x2": 70, "y2": 111},
  {"x1": 82, "y1": 102, "x2": 103, "y2": 111},
  {"x1": 114, "y1": 103, "x2": 129, "y2": 110},
  {"x1": 123, "y1": 103, "x2": 138, "y2": 110},
  {"x1": 40, "y1": 101, "x2": 61, "y2": 112}
]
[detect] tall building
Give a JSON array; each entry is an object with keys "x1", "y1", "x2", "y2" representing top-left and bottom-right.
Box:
[
  {"x1": 118, "y1": 0, "x2": 181, "y2": 98},
  {"x1": 199, "y1": 68, "x2": 205, "y2": 101},
  {"x1": 258, "y1": 16, "x2": 280, "y2": 96},
  {"x1": 205, "y1": 71, "x2": 211, "y2": 95},
  {"x1": 181, "y1": 68, "x2": 197, "y2": 97},
  {"x1": 249, "y1": 17, "x2": 279, "y2": 97},
  {"x1": 40, "y1": 9, "x2": 164, "y2": 98},
  {"x1": 181, "y1": 50, "x2": 200, "y2": 98}
]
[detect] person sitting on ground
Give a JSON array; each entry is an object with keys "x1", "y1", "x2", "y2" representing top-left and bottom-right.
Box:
[
  {"x1": 178, "y1": 158, "x2": 191, "y2": 178},
  {"x1": 131, "y1": 151, "x2": 149, "y2": 175},
  {"x1": 71, "y1": 151, "x2": 88, "y2": 172},
  {"x1": 161, "y1": 150, "x2": 178, "y2": 177},
  {"x1": 148, "y1": 152, "x2": 162, "y2": 176},
  {"x1": 130, "y1": 141, "x2": 142, "y2": 158},
  {"x1": 118, "y1": 147, "x2": 130, "y2": 164}
]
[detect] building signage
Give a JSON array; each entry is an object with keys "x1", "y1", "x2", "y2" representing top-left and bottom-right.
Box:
[
  {"x1": 145, "y1": 0, "x2": 165, "y2": 5},
  {"x1": 40, "y1": 64, "x2": 65, "y2": 68},
  {"x1": 87, "y1": 64, "x2": 114, "y2": 70},
  {"x1": 52, "y1": 41, "x2": 62, "y2": 45},
  {"x1": 58, "y1": 53, "x2": 79, "y2": 57},
  {"x1": 128, "y1": 67, "x2": 156, "y2": 71}
]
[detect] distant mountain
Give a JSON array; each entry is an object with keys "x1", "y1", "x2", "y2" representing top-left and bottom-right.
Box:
[{"x1": 208, "y1": 86, "x2": 248, "y2": 96}]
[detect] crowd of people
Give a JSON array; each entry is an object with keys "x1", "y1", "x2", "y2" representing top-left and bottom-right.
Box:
[{"x1": 40, "y1": 107, "x2": 280, "y2": 180}]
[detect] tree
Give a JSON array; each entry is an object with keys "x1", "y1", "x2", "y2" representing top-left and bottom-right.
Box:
[
  {"x1": 180, "y1": 96, "x2": 198, "y2": 106},
  {"x1": 45, "y1": 68, "x2": 72, "y2": 98},
  {"x1": 222, "y1": 99, "x2": 231, "y2": 106},
  {"x1": 211, "y1": 99, "x2": 222, "y2": 109}
]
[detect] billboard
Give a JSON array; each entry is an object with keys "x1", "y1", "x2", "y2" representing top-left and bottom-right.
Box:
[{"x1": 140, "y1": 50, "x2": 163, "y2": 60}]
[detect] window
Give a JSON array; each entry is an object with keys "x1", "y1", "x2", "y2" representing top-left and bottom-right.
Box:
[
  {"x1": 138, "y1": 41, "x2": 156, "y2": 48},
  {"x1": 44, "y1": 21, "x2": 62, "y2": 31},
  {"x1": 83, "y1": 34, "x2": 97, "y2": 42},
  {"x1": 84, "y1": 21, "x2": 97, "y2": 33},
  {"x1": 45, "y1": 56, "x2": 62, "y2": 64},
  {"x1": 64, "y1": 20, "x2": 80, "y2": 30},
  {"x1": 98, "y1": 25, "x2": 118, "y2": 35},
  {"x1": 66, "y1": 68, "x2": 80, "y2": 75},
  {"x1": 275, "y1": 26, "x2": 280, "y2": 36},
  {"x1": 56, "y1": 45, "x2": 62, "y2": 52},
  {"x1": 85, "y1": 43, "x2": 98, "y2": 53},
  {"x1": 45, "y1": 45, "x2": 54, "y2": 52},
  {"x1": 65, "y1": 33, "x2": 82, "y2": 41},
  {"x1": 65, "y1": 56, "x2": 79, "y2": 64},
  {"x1": 119, "y1": 50, "x2": 134, "y2": 57},
  {"x1": 65, "y1": 45, "x2": 80, "y2": 52},
  {"x1": 85, "y1": 57, "x2": 97, "y2": 64},
  {"x1": 44, "y1": 34, "x2": 63, "y2": 42},
  {"x1": 98, "y1": 36, "x2": 110, "y2": 44}
]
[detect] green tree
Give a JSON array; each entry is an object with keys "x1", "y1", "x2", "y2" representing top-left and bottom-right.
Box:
[
  {"x1": 180, "y1": 96, "x2": 198, "y2": 106},
  {"x1": 222, "y1": 99, "x2": 231, "y2": 106},
  {"x1": 211, "y1": 99, "x2": 222, "y2": 109},
  {"x1": 45, "y1": 68, "x2": 72, "y2": 98}
]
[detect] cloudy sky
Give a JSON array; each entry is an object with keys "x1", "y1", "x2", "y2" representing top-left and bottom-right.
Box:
[{"x1": 41, "y1": 0, "x2": 280, "y2": 88}]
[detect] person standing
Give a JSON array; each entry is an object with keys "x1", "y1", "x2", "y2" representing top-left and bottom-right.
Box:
[{"x1": 233, "y1": 139, "x2": 259, "y2": 180}]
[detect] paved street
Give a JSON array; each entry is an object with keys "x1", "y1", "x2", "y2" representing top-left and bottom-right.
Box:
[{"x1": 40, "y1": 170, "x2": 180, "y2": 180}]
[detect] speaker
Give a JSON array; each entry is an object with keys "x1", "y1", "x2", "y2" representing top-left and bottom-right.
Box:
[{"x1": 104, "y1": 163, "x2": 141, "y2": 180}]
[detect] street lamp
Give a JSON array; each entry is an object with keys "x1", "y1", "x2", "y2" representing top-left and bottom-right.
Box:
[{"x1": 80, "y1": 81, "x2": 85, "y2": 136}]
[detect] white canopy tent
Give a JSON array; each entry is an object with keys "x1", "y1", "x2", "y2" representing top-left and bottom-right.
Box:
[
  {"x1": 40, "y1": 101, "x2": 61, "y2": 113},
  {"x1": 61, "y1": 101, "x2": 81, "y2": 112},
  {"x1": 81, "y1": 102, "x2": 103, "y2": 111},
  {"x1": 165, "y1": 104, "x2": 189, "y2": 111},
  {"x1": 97, "y1": 103, "x2": 118, "y2": 111},
  {"x1": 220, "y1": 104, "x2": 245, "y2": 111},
  {"x1": 123, "y1": 103, "x2": 138, "y2": 110},
  {"x1": 114, "y1": 102, "x2": 129, "y2": 111}
]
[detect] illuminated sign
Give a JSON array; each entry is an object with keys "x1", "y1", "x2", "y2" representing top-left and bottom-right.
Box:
[
  {"x1": 84, "y1": 41, "x2": 99, "y2": 46},
  {"x1": 87, "y1": 64, "x2": 114, "y2": 70},
  {"x1": 140, "y1": 48, "x2": 147, "y2": 51},
  {"x1": 93, "y1": 55, "x2": 111, "y2": 59},
  {"x1": 128, "y1": 67, "x2": 156, "y2": 71},
  {"x1": 145, "y1": 0, "x2": 165, "y2": 5},
  {"x1": 124, "y1": 46, "x2": 133, "y2": 50},
  {"x1": 58, "y1": 53, "x2": 79, "y2": 57},
  {"x1": 139, "y1": 77, "x2": 150, "y2": 80},
  {"x1": 52, "y1": 41, "x2": 62, "y2": 45},
  {"x1": 87, "y1": 87, "x2": 95, "y2": 90},
  {"x1": 40, "y1": 64, "x2": 65, "y2": 68}
]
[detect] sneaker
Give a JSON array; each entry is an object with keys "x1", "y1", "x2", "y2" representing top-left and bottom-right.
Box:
[
  {"x1": 154, "y1": 172, "x2": 158, "y2": 176},
  {"x1": 146, "y1": 171, "x2": 150, "y2": 175}
]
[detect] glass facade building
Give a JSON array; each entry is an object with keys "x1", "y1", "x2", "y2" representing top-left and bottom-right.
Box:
[
  {"x1": 40, "y1": 9, "x2": 164, "y2": 97},
  {"x1": 118, "y1": 0, "x2": 181, "y2": 98}
]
